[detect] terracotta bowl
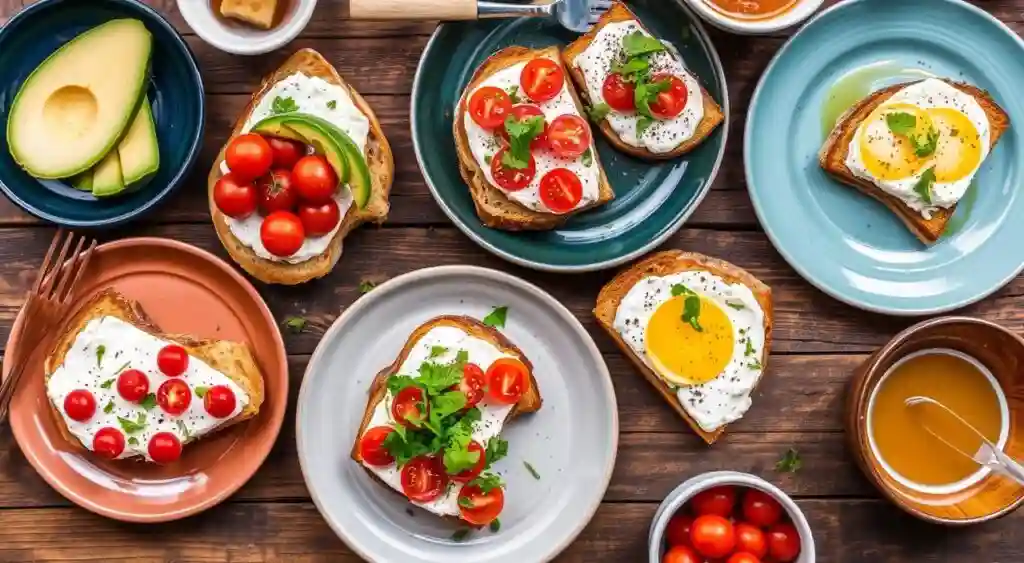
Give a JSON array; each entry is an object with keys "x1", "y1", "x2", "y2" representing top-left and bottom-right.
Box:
[{"x1": 847, "y1": 316, "x2": 1024, "y2": 524}]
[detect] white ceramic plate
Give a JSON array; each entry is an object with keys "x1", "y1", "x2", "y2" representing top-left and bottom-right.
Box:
[{"x1": 296, "y1": 266, "x2": 618, "y2": 562}]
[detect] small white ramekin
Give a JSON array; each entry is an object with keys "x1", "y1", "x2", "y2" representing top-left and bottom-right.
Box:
[
  {"x1": 677, "y1": 0, "x2": 824, "y2": 35},
  {"x1": 176, "y1": 0, "x2": 317, "y2": 56}
]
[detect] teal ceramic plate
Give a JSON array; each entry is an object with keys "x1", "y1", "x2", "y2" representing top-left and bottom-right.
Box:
[
  {"x1": 412, "y1": 0, "x2": 728, "y2": 272},
  {"x1": 746, "y1": 0, "x2": 1024, "y2": 315}
]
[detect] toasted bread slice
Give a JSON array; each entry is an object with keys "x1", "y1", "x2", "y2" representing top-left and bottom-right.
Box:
[
  {"x1": 562, "y1": 2, "x2": 725, "y2": 161},
  {"x1": 208, "y1": 48, "x2": 394, "y2": 284},
  {"x1": 453, "y1": 46, "x2": 614, "y2": 231},
  {"x1": 350, "y1": 315, "x2": 541, "y2": 524},
  {"x1": 44, "y1": 289, "x2": 265, "y2": 459},
  {"x1": 819, "y1": 80, "x2": 1009, "y2": 244},
  {"x1": 594, "y1": 251, "x2": 772, "y2": 444}
]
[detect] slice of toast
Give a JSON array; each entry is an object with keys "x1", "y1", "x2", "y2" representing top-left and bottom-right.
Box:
[
  {"x1": 453, "y1": 46, "x2": 615, "y2": 231},
  {"x1": 819, "y1": 80, "x2": 1009, "y2": 244},
  {"x1": 562, "y1": 1, "x2": 725, "y2": 160},
  {"x1": 593, "y1": 250, "x2": 772, "y2": 444},
  {"x1": 208, "y1": 48, "x2": 394, "y2": 285},
  {"x1": 44, "y1": 289, "x2": 265, "y2": 459},
  {"x1": 350, "y1": 315, "x2": 542, "y2": 524}
]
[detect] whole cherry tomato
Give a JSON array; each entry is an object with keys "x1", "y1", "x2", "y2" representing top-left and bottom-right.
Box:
[
  {"x1": 225, "y1": 133, "x2": 273, "y2": 181},
  {"x1": 735, "y1": 522, "x2": 768, "y2": 558},
  {"x1": 691, "y1": 485, "x2": 737, "y2": 517},
  {"x1": 260, "y1": 211, "x2": 305, "y2": 257},
  {"x1": 157, "y1": 344, "x2": 189, "y2": 377},
  {"x1": 727, "y1": 553, "x2": 763, "y2": 563},
  {"x1": 203, "y1": 385, "x2": 237, "y2": 418},
  {"x1": 742, "y1": 489, "x2": 784, "y2": 528},
  {"x1": 257, "y1": 169, "x2": 298, "y2": 214},
  {"x1": 690, "y1": 514, "x2": 736, "y2": 559},
  {"x1": 297, "y1": 200, "x2": 341, "y2": 236},
  {"x1": 93, "y1": 427, "x2": 125, "y2": 459},
  {"x1": 64, "y1": 389, "x2": 96, "y2": 422},
  {"x1": 602, "y1": 73, "x2": 636, "y2": 112},
  {"x1": 148, "y1": 432, "x2": 183, "y2": 464},
  {"x1": 292, "y1": 155, "x2": 338, "y2": 204},
  {"x1": 213, "y1": 173, "x2": 257, "y2": 218},
  {"x1": 117, "y1": 369, "x2": 149, "y2": 403},
  {"x1": 662, "y1": 545, "x2": 701, "y2": 563},
  {"x1": 665, "y1": 514, "x2": 694, "y2": 547},
  {"x1": 267, "y1": 136, "x2": 305, "y2": 169},
  {"x1": 766, "y1": 522, "x2": 801, "y2": 562}
]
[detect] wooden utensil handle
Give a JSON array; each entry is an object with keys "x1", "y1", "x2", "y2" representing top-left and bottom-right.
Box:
[{"x1": 348, "y1": 0, "x2": 477, "y2": 20}]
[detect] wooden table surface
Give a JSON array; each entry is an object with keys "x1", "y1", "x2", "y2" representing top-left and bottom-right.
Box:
[{"x1": 1, "y1": 0, "x2": 1023, "y2": 561}]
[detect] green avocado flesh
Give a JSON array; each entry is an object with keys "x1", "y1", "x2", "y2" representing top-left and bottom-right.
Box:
[
  {"x1": 117, "y1": 96, "x2": 159, "y2": 187},
  {"x1": 250, "y1": 113, "x2": 371, "y2": 209},
  {"x1": 7, "y1": 18, "x2": 153, "y2": 179},
  {"x1": 90, "y1": 150, "x2": 124, "y2": 198}
]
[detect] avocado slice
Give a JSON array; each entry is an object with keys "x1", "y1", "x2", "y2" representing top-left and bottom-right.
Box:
[
  {"x1": 71, "y1": 172, "x2": 92, "y2": 192},
  {"x1": 118, "y1": 96, "x2": 159, "y2": 187},
  {"x1": 7, "y1": 19, "x2": 152, "y2": 179},
  {"x1": 91, "y1": 151, "x2": 124, "y2": 198}
]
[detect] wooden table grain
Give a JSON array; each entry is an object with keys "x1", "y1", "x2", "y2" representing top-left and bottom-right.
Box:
[{"x1": 2, "y1": 1, "x2": 1023, "y2": 561}]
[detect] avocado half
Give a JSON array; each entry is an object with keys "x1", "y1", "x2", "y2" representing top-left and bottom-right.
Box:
[
  {"x1": 7, "y1": 19, "x2": 152, "y2": 179},
  {"x1": 250, "y1": 113, "x2": 371, "y2": 209}
]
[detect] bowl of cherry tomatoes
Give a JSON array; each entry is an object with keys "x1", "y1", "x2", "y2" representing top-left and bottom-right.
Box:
[{"x1": 650, "y1": 471, "x2": 814, "y2": 563}]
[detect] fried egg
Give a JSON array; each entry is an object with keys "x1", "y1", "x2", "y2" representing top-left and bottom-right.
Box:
[
  {"x1": 845, "y1": 78, "x2": 991, "y2": 219},
  {"x1": 613, "y1": 271, "x2": 767, "y2": 432}
]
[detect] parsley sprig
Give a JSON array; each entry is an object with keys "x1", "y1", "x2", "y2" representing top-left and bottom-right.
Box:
[
  {"x1": 671, "y1": 284, "x2": 703, "y2": 332},
  {"x1": 501, "y1": 116, "x2": 544, "y2": 170},
  {"x1": 885, "y1": 111, "x2": 939, "y2": 157},
  {"x1": 609, "y1": 30, "x2": 673, "y2": 137}
]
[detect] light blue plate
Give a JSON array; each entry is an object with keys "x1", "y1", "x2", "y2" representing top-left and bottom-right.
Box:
[{"x1": 745, "y1": 0, "x2": 1024, "y2": 315}]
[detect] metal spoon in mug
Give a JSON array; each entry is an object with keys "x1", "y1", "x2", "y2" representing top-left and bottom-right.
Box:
[
  {"x1": 348, "y1": 0, "x2": 613, "y2": 34},
  {"x1": 905, "y1": 396, "x2": 1024, "y2": 485}
]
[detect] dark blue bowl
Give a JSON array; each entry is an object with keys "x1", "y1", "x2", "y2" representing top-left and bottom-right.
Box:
[{"x1": 0, "y1": 0, "x2": 205, "y2": 228}]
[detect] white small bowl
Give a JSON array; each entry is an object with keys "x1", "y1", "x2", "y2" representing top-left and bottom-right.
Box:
[
  {"x1": 677, "y1": 0, "x2": 824, "y2": 35},
  {"x1": 177, "y1": 0, "x2": 317, "y2": 55},
  {"x1": 649, "y1": 471, "x2": 816, "y2": 563}
]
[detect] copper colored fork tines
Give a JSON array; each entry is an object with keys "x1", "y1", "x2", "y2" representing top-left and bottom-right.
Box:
[{"x1": 0, "y1": 229, "x2": 97, "y2": 424}]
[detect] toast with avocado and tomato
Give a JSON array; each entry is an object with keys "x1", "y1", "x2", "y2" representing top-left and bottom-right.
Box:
[
  {"x1": 208, "y1": 48, "x2": 394, "y2": 285},
  {"x1": 350, "y1": 315, "x2": 542, "y2": 527},
  {"x1": 454, "y1": 45, "x2": 614, "y2": 231}
]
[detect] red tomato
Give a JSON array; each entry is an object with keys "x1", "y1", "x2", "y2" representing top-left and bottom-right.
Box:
[
  {"x1": 359, "y1": 426, "x2": 396, "y2": 467},
  {"x1": 267, "y1": 136, "x2": 305, "y2": 169},
  {"x1": 691, "y1": 485, "x2": 737, "y2": 517},
  {"x1": 203, "y1": 385, "x2": 237, "y2": 418},
  {"x1": 400, "y1": 456, "x2": 447, "y2": 503},
  {"x1": 520, "y1": 58, "x2": 564, "y2": 102},
  {"x1": 213, "y1": 173, "x2": 258, "y2": 218},
  {"x1": 157, "y1": 379, "x2": 192, "y2": 416},
  {"x1": 148, "y1": 432, "x2": 182, "y2": 464},
  {"x1": 391, "y1": 386, "x2": 428, "y2": 428},
  {"x1": 92, "y1": 427, "x2": 125, "y2": 459},
  {"x1": 485, "y1": 358, "x2": 528, "y2": 404},
  {"x1": 547, "y1": 115, "x2": 591, "y2": 159},
  {"x1": 468, "y1": 86, "x2": 513, "y2": 130},
  {"x1": 260, "y1": 211, "x2": 305, "y2": 257},
  {"x1": 648, "y1": 74, "x2": 689, "y2": 120},
  {"x1": 766, "y1": 522, "x2": 801, "y2": 562},
  {"x1": 456, "y1": 363, "x2": 486, "y2": 408},
  {"x1": 690, "y1": 514, "x2": 736, "y2": 559},
  {"x1": 665, "y1": 514, "x2": 694, "y2": 547},
  {"x1": 298, "y1": 200, "x2": 341, "y2": 236},
  {"x1": 292, "y1": 155, "x2": 338, "y2": 204},
  {"x1": 602, "y1": 73, "x2": 636, "y2": 112},
  {"x1": 116, "y1": 369, "x2": 149, "y2": 403},
  {"x1": 458, "y1": 483, "x2": 504, "y2": 526},
  {"x1": 499, "y1": 104, "x2": 548, "y2": 150},
  {"x1": 490, "y1": 148, "x2": 536, "y2": 192},
  {"x1": 662, "y1": 545, "x2": 701, "y2": 563},
  {"x1": 450, "y1": 440, "x2": 486, "y2": 482},
  {"x1": 257, "y1": 169, "x2": 298, "y2": 214},
  {"x1": 157, "y1": 344, "x2": 189, "y2": 377},
  {"x1": 63, "y1": 389, "x2": 95, "y2": 422},
  {"x1": 728, "y1": 553, "x2": 762, "y2": 563},
  {"x1": 538, "y1": 168, "x2": 583, "y2": 213},
  {"x1": 735, "y1": 522, "x2": 768, "y2": 558},
  {"x1": 742, "y1": 489, "x2": 784, "y2": 528},
  {"x1": 225, "y1": 133, "x2": 273, "y2": 181}
]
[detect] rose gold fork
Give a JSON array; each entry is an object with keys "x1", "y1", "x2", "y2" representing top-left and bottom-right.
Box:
[{"x1": 0, "y1": 230, "x2": 97, "y2": 424}]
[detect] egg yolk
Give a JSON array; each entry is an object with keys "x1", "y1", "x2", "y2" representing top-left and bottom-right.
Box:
[
  {"x1": 929, "y1": 107, "x2": 982, "y2": 183},
  {"x1": 858, "y1": 103, "x2": 933, "y2": 181},
  {"x1": 645, "y1": 295, "x2": 734, "y2": 385}
]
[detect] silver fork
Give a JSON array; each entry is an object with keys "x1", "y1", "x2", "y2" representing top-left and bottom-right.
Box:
[{"x1": 349, "y1": 0, "x2": 614, "y2": 33}]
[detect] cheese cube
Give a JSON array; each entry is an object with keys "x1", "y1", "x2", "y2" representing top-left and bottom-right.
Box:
[{"x1": 219, "y1": 0, "x2": 278, "y2": 30}]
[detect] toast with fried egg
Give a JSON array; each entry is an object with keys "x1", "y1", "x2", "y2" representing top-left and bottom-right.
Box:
[
  {"x1": 454, "y1": 46, "x2": 615, "y2": 231},
  {"x1": 594, "y1": 251, "x2": 772, "y2": 445},
  {"x1": 562, "y1": 2, "x2": 725, "y2": 161},
  {"x1": 820, "y1": 79, "x2": 1009, "y2": 244}
]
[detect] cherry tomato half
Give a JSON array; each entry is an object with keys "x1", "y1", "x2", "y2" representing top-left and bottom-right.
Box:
[
  {"x1": 260, "y1": 211, "x2": 305, "y2": 257},
  {"x1": 602, "y1": 73, "x2": 636, "y2": 112},
  {"x1": 92, "y1": 427, "x2": 125, "y2": 459},
  {"x1": 499, "y1": 105, "x2": 548, "y2": 151},
  {"x1": 520, "y1": 58, "x2": 565, "y2": 103},
  {"x1": 267, "y1": 136, "x2": 306, "y2": 170},
  {"x1": 662, "y1": 545, "x2": 701, "y2": 563},
  {"x1": 359, "y1": 426, "x2": 396, "y2": 467},
  {"x1": 691, "y1": 485, "x2": 737, "y2": 517},
  {"x1": 400, "y1": 456, "x2": 447, "y2": 503},
  {"x1": 665, "y1": 514, "x2": 694, "y2": 548},
  {"x1": 742, "y1": 489, "x2": 784, "y2": 528},
  {"x1": 735, "y1": 522, "x2": 768, "y2": 559},
  {"x1": 148, "y1": 432, "x2": 183, "y2": 464},
  {"x1": 292, "y1": 155, "x2": 338, "y2": 204},
  {"x1": 648, "y1": 74, "x2": 689, "y2": 120},
  {"x1": 64, "y1": 389, "x2": 96, "y2": 422},
  {"x1": 298, "y1": 200, "x2": 341, "y2": 237},
  {"x1": 391, "y1": 386, "x2": 428, "y2": 428},
  {"x1": 225, "y1": 133, "x2": 273, "y2": 181},
  {"x1": 485, "y1": 358, "x2": 529, "y2": 405},
  {"x1": 157, "y1": 344, "x2": 189, "y2": 377},
  {"x1": 157, "y1": 378, "x2": 192, "y2": 416},
  {"x1": 547, "y1": 115, "x2": 591, "y2": 159},
  {"x1": 213, "y1": 173, "x2": 258, "y2": 219},
  {"x1": 203, "y1": 385, "x2": 237, "y2": 418},
  {"x1": 468, "y1": 86, "x2": 513, "y2": 130},
  {"x1": 456, "y1": 363, "x2": 486, "y2": 409},
  {"x1": 117, "y1": 369, "x2": 149, "y2": 403},
  {"x1": 490, "y1": 148, "x2": 536, "y2": 192},
  {"x1": 457, "y1": 483, "x2": 504, "y2": 526},
  {"x1": 690, "y1": 514, "x2": 736, "y2": 559},
  {"x1": 766, "y1": 522, "x2": 801, "y2": 563},
  {"x1": 257, "y1": 169, "x2": 298, "y2": 214},
  {"x1": 450, "y1": 440, "x2": 486, "y2": 482},
  {"x1": 727, "y1": 553, "x2": 763, "y2": 563},
  {"x1": 538, "y1": 168, "x2": 583, "y2": 213}
]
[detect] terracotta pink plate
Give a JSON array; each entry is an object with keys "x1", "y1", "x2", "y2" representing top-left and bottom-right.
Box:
[{"x1": 4, "y1": 237, "x2": 288, "y2": 522}]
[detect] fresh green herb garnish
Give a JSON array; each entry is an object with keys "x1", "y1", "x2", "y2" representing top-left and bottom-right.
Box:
[
  {"x1": 506, "y1": 85, "x2": 522, "y2": 104},
  {"x1": 744, "y1": 338, "x2": 755, "y2": 357},
  {"x1": 429, "y1": 345, "x2": 448, "y2": 358},
  {"x1": 117, "y1": 412, "x2": 146, "y2": 434},
  {"x1": 681, "y1": 294, "x2": 702, "y2": 333},
  {"x1": 885, "y1": 111, "x2": 938, "y2": 157},
  {"x1": 611, "y1": 57, "x2": 650, "y2": 82},
  {"x1": 358, "y1": 279, "x2": 378, "y2": 294},
  {"x1": 586, "y1": 102, "x2": 611, "y2": 122},
  {"x1": 622, "y1": 30, "x2": 666, "y2": 57},
  {"x1": 458, "y1": 496, "x2": 474, "y2": 508},
  {"x1": 272, "y1": 96, "x2": 298, "y2": 114},
  {"x1": 523, "y1": 461, "x2": 541, "y2": 480},
  {"x1": 670, "y1": 284, "x2": 695, "y2": 296},
  {"x1": 100, "y1": 379, "x2": 115, "y2": 389},
  {"x1": 326, "y1": 100, "x2": 337, "y2": 110},
  {"x1": 776, "y1": 448, "x2": 802, "y2": 473},
  {"x1": 885, "y1": 112, "x2": 917, "y2": 135},
  {"x1": 748, "y1": 359, "x2": 763, "y2": 370},
  {"x1": 139, "y1": 393, "x2": 157, "y2": 411},
  {"x1": 501, "y1": 116, "x2": 545, "y2": 170},
  {"x1": 581, "y1": 148, "x2": 594, "y2": 167},
  {"x1": 489, "y1": 518, "x2": 501, "y2": 532},
  {"x1": 726, "y1": 301, "x2": 745, "y2": 310},
  {"x1": 914, "y1": 167, "x2": 936, "y2": 204},
  {"x1": 96, "y1": 345, "x2": 106, "y2": 367},
  {"x1": 128, "y1": 437, "x2": 139, "y2": 446},
  {"x1": 911, "y1": 128, "x2": 939, "y2": 157},
  {"x1": 634, "y1": 79, "x2": 671, "y2": 119},
  {"x1": 195, "y1": 386, "x2": 209, "y2": 398},
  {"x1": 381, "y1": 424, "x2": 435, "y2": 467},
  {"x1": 103, "y1": 401, "x2": 115, "y2": 414},
  {"x1": 451, "y1": 529, "x2": 471, "y2": 542},
  {"x1": 283, "y1": 316, "x2": 306, "y2": 333},
  {"x1": 636, "y1": 116, "x2": 655, "y2": 138},
  {"x1": 470, "y1": 472, "x2": 504, "y2": 493},
  {"x1": 484, "y1": 437, "x2": 509, "y2": 468},
  {"x1": 482, "y1": 306, "x2": 508, "y2": 328}
]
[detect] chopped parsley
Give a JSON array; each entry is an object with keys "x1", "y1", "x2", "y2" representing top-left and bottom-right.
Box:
[
  {"x1": 103, "y1": 400, "x2": 115, "y2": 414},
  {"x1": 326, "y1": 100, "x2": 337, "y2": 110},
  {"x1": 885, "y1": 111, "x2": 917, "y2": 135},
  {"x1": 429, "y1": 345, "x2": 448, "y2": 358},
  {"x1": 670, "y1": 285, "x2": 702, "y2": 332},
  {"x1": 501, "y1": 116, "x2": 545, "y2": 170},
  {"x1": 358, "y1": 279, "x2": 378, "y2": 294},
  {"x1": 506, "y1": 85, "x2": 522, "y2": 104},
  {"x1": 95, "y1": 345, "x2": 106, "y2": 367},
  {"x1": 523, "y1": 461, "x2": 541, "y2": 480},
  {"x1": 117, "y1": 412, "x2": 147, "y2": 434},
  {"x1": 283, "y1": 316, "x2": 307, "y2": 333},
  {"x1": 489, "y1": 518, "x2": 501, "y2": 532},
  {"x1": 485, "y1": 436, "x2": 508, "y2": 467},
  {"x1": 726, "y1": 301, "x2": 745, "y2": 310},
  {"x1": 99, "y1": 379, "x2": 115, "y2": 389},
  {"x1": 139, "y1": 393, "x2": 157, "y2": 411},
  {"x1": 128, "y1": 437, "x2": 139, "y2": 446},
  {"x1": 776, "y1": 448, "x2": 802, "y2": 473},
  {"x1": 748, "y1": 359, "x2": 763, "y2": 370},
  {"x1": 744, "y1": 338, "x2": 755, "y2": 357},
  {"x1": 622, "y1": 30, "x2": 666, "y2": 57},
  {"x1": 586, "y1": 102, "x2": 611, "y2": 122},
  {"x1": 913, "y1": 167, "x2": 936, "y2": 205},
  {"x1": 271, "y1": 96, "x2": 298, "y2": 114},
  {"x1": 885, "y1": 111, "x2": 938, "y2": 157},
  {"x1": 581, "y1": 148, "x2": 594, "y2": 167},
  {"x1": 469, "y1": 472, "x2": 504, "y2": 493},
  {"x1": 482, "y1": 306, "x2": 508, "y2": 328}
]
